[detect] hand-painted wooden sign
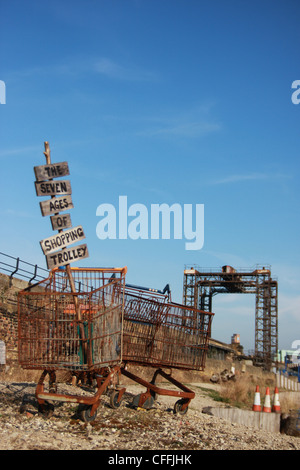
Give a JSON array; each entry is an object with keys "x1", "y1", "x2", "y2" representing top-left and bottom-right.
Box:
[
  {"x1": 36, "y1": 141, "x2": 89, "y2": 363},
  {"x1": 34, "y1": 162, "x2": 69, "y2": 181},
  {"x1": 40, "y1": 225, "x2": 86, "y2": 255},
  {"x1": 35, "y1": 141, "x2": 89, "y2": 272},
  {"x1": 50, "y1": 213, "x2": 72, "y2": 230},
  {"x1": 39, "y1": 195, "x2": 74, "y2": 217},
  {"x1": 45, "y1": 243, "x2": 89, "y2": 269},
  {"x1": 35, "y1": 180, "x2": 72, "y2": 197}
]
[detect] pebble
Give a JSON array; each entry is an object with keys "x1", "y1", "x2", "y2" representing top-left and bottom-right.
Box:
[{"x1": 0, "y1": 380, "x2": 299, "y2": 450}]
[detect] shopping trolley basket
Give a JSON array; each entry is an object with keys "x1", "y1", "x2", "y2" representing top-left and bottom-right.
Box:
[
  {"x1": 18, "y1": 267, "x2": 127, "y2": 421},
  {"x1": 18, "y1": 269, "x2": 213, "y2": 421},
  {"x1": 120, "y1": 285, "x2": 214, "y2": 414}
]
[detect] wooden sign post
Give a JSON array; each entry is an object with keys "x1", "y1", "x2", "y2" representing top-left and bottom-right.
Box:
[
  {"x1": 40, "y1": 225, "x2": 86, "y2": 255},
  {"x1": 35, "y1": 141, "x2": 90, "y2": 365}
]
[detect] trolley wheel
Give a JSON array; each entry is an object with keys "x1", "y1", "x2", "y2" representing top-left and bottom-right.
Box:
[
  {"x1": 38, "y1": 401, "x2": 55, "y2": 418},
  {"x1": 173, "y1": 399, "x2": 188, "y2": 415},
  {"x1": 110, "y1": 390, "x2": 123, "y2": 409},
  {"x1": 78, "y1": 404, "x2": 98, "y2": 423},
  {"x1": 132, "y1": 393, "x2": 155, "y2": 410}
]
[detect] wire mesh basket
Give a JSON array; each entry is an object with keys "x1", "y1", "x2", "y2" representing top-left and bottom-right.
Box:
[
  {"x1": 122, "y1": 286, "x2": 213, "y2": 371},
  {"x1": 18, "y1": 268, "x2": 213, "y2": 373},
  {"x1": 18, "y1": 267, "x2": 214, "y2": 420},
  {"x1": 18, "y1": 267, "x2": 126, "y2": 371}
]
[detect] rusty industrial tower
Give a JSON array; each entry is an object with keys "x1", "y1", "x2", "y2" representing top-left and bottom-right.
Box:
[{"x1": 183, "y1": 265, "x2": 278, "y2": 370}]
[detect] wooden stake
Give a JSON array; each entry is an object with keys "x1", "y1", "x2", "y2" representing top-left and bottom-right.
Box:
[{"x1": 43, "y1": 141, "x2": 90, "y2": 366}]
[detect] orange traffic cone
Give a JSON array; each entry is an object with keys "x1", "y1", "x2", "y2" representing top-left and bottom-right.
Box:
[
  {"x1": 263, "y1": 387, "x2": 271, "y2": 412},
  {"x1": 272, "y1": 387, "x2": 281, "y2": 413},
  {"x1": 252, "y1": 385, "x2": 261, "y2": 411}
]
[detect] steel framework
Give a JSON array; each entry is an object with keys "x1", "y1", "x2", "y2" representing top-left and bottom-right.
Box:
[{"x1": 183, "y1": 265, "x2": 278, "y2": 370}]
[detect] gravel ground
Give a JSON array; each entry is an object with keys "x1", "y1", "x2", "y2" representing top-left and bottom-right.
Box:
[{"x1": 0, "y1": 379, "x2": 299, "y2": 451}]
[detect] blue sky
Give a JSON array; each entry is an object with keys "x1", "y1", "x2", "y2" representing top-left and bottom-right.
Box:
[{"x1": 0, "y1": 0, "x2": 299, "y2": 351}]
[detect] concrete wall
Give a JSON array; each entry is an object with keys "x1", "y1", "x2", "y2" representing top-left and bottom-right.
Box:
[{"x1": 203, "y1": 406, "x2": 281, "y2": 433}]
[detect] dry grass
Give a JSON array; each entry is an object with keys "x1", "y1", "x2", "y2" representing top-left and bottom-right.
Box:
[
  {"x1": 0, "y1": 365, "x2": 72, "y2": 384},
  {"x1": 0, "y1": 366, "x2": 41, "y2": 383},
  {"x1": 219, "y1": 372, "x2": 276, "y2": 409},
  {"x1": 279, "y1": 395, "x2": 299, "y2": 414}
]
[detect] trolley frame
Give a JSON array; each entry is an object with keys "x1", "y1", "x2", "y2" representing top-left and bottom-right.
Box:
[{"x1": 18, "y1": 268, "x2": 213, "y2": 420}]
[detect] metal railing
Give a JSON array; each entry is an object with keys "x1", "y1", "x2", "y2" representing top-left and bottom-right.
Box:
[
  {"x1": 0, "y1": 252, "x2": 49, "y2": 285},
  {"x1": 184, "y1": 264, "x2": 272, "y2": 273}
]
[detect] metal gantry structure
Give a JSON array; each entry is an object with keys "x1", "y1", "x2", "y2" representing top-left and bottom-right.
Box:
[{"x1": 183, "y1": 265, "x2": 278, "y2": 370}]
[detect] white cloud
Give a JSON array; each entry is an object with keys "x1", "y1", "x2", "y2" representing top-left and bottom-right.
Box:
[
  {"x1": 136, "y1": 109, "x2": 222, "y2": 138},
  {"x1": 201, "y1": 249, "x2": 251, "y2": 267},
  {"x1": 6, "y1": 56, "x2": 159, "y2": 83},
  {"x1": 207, "y1": 173, "x2": 292, "y2": 185},
  {"x1": 278, "y1": 293, "x2": 300, "y2": 321},
  {"x1": 271, "y1": 263, "x2": 300, "y2": 291},
  {"x1": 1, "y1": 209, "x2": 35, "y2": 219},
  {"x1": 0, "y1": 145, "x2": 41, "y2": 159},
  {"x1": 141, "y1": 120, "x2": 221, "y2": 138},
  {"x1": 134, "y1": 99, "x2": 222, "y2": 138},
  {"x1": 94, "y1": 58, "x2": 158, "y2": 82}
]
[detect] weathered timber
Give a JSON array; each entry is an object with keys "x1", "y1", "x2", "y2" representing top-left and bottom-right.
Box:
[
  {"x1": 35, "y1": 180, "x2": 72, "y2": 197},
  {"x1": 50, "y1": 213, "x2": 72, "y2": 230},
  {"x1": 39, "y1": 195, "x2": 74, "y2": 216},
  {"x1": 34, "y1": 161, "x2": 69, "y2": 181},
  {"x1": 40, "y1": 225, "x2": 86, "y2": 255},
  {"x1": 45, "y1": 243, "x2": 89, "y2": 269}
]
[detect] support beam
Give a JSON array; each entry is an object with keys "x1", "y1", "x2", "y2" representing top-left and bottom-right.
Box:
[{"x1": 183, "y1": 265, "x2": 278, "y2": 371}]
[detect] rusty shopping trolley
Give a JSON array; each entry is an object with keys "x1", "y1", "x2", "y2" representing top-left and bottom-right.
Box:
[
  {"x1": 18, "y1": 267, "x2": 127, "y2": 422},
  {"x1": 121, "y1": 285, "x2": 213, "y2": 414},
  {"x1": 18, "y1": 268, "x2": 213, "y2": 421}
]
